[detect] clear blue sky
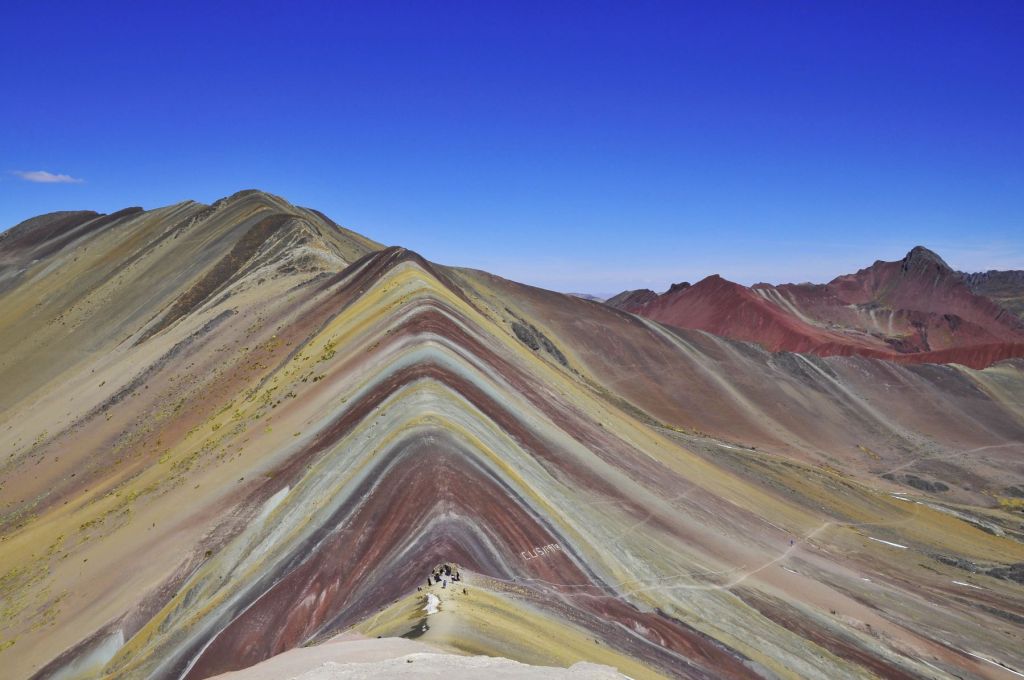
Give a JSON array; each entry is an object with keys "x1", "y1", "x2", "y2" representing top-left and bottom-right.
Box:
[{"x1": 2, "y1": 1, "x2": 1022, "y2": 293}]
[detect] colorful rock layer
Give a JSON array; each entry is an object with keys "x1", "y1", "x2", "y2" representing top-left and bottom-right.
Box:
[{"x1": 1, "y1": 191, "x2": 1023, "y2": 679}]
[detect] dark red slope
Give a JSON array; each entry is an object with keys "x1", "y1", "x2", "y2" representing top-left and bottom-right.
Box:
[
  {"x1": 622, "y1": 274, "x2": 871, "y2": 354},
  {"x1": 813, "y1": 246, "x2": 1021, "y2": 342},
  {"x1": 610, "y1": 247, "x2": 1024, "y2": 369}
]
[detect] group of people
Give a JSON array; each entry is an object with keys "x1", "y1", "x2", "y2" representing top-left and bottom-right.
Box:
[{"x1": 427, "y1": 563, "x2": 461, "y2": 589}]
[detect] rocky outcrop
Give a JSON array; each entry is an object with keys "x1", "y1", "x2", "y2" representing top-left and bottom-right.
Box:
[
  {"x1": 605, "y1": 288, "x2": 657, "y2": 310},
  {"x1": 961, "y1": 269, "x2": 1024, "y2": 319}
]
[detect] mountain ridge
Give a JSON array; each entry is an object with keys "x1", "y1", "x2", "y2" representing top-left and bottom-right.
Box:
[
  {"x1": 608, "y1": 246, "x2": 1024, "y2": 368},
  {"x1": 1, "y1": 193, "x2": 1023, "y2": 680}
]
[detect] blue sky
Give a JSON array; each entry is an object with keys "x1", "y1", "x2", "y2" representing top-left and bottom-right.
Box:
[{"x1": 2, "y1": 1, "x2": 1022, "y2": 293}]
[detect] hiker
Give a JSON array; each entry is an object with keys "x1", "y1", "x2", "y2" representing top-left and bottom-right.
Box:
[{"x1": 426, "y1": 576, "x2": 431, "y2": 587}]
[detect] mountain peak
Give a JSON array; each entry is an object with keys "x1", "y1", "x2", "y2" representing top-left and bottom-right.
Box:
[
  {"x1": 605, "y1": 288, "x2": 657, "y2": 310},
  {"x1": 901, "y1": 245, "x2": 951, "y2": 273},
  {"x1": 692, "y1": 273, "x2": 738, "y2": 289}
]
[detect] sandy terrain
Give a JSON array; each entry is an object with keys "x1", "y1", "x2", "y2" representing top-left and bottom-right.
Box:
[{"x1": 209, "y1": 633, "x2": 624, "y2": 679}]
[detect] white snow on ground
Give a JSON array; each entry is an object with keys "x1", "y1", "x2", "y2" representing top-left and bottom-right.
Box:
[
  {"x1": 952, "y1": 580, "x2": 985, "y2": 590},
  {"x1": 258, "y1": 486, "x2": 290, "y2": 521},
  {"x1": 290, "y1": 654, "x2": 627, "y2": 679},
  {"x1": 964, "y1": 651, "x2": 1024, "y2": 678},
  {"x1": 49, "y1": 629, "x2": 124, "y2": 680},
  {"x1": 868, "y1": 537, "x2": 908, "y2": 549},
  {"x1": 423, "y1": 593, "x2": 440, "y2": 615}
]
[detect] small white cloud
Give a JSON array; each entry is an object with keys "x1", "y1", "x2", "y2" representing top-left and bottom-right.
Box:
[{"x1": 12, "y1": 170, "x2": 84, "y2": 184}]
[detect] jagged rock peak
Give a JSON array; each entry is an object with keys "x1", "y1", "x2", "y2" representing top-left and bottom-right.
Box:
[
  {"x1": 605, "y1": 288, "x2": 657, "y2": 309},
  {"x1": 901, "y1": 245, "x2": 952, "y2": 273}
]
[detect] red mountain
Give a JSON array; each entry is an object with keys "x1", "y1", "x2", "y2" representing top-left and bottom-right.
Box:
[{"x1": 608, "y1": 246, "x2": 1024, "y2": 369}]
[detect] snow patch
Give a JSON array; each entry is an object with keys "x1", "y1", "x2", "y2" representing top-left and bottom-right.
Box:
[
  {"x1": 423, "y1": 593, "x2": 440, "y2": 615},
  {"x1": 952, "y1": 580, "x2": 985, "y2": 590},
  {"x1": 258, "y1": 485, "x2": 290, "y2": 521},
  {"x1": 868, "y1": 537, "x2": 908, "y2": 549},
  {"x1": 964, "y1": 651, "x2": 1024, "y2": 678},
  {"x1": 49, "y1": 629, "x2": 124, "y2": 680}
]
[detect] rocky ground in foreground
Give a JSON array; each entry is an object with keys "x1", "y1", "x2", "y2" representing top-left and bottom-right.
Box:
[{"x1": 209, "y1": 634, "x2": 625, "y2": 680}]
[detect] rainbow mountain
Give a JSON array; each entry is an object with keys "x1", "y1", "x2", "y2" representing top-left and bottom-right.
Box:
[{"x1": 2, "y1": 191, "x2": 1023, "y2": 679}]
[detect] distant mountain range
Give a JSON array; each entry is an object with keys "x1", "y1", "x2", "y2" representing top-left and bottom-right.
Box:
[
  {"x1": 565, "y1": 292, "x2": 608, "y2": 302},
  {"x1": 607, "y1": 246, "x2": 1024, "y2": 369}
]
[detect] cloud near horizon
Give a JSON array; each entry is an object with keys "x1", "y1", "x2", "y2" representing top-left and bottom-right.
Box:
[{"x1": 12, "y1": 170, "x2": 84, "y2": 184}]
